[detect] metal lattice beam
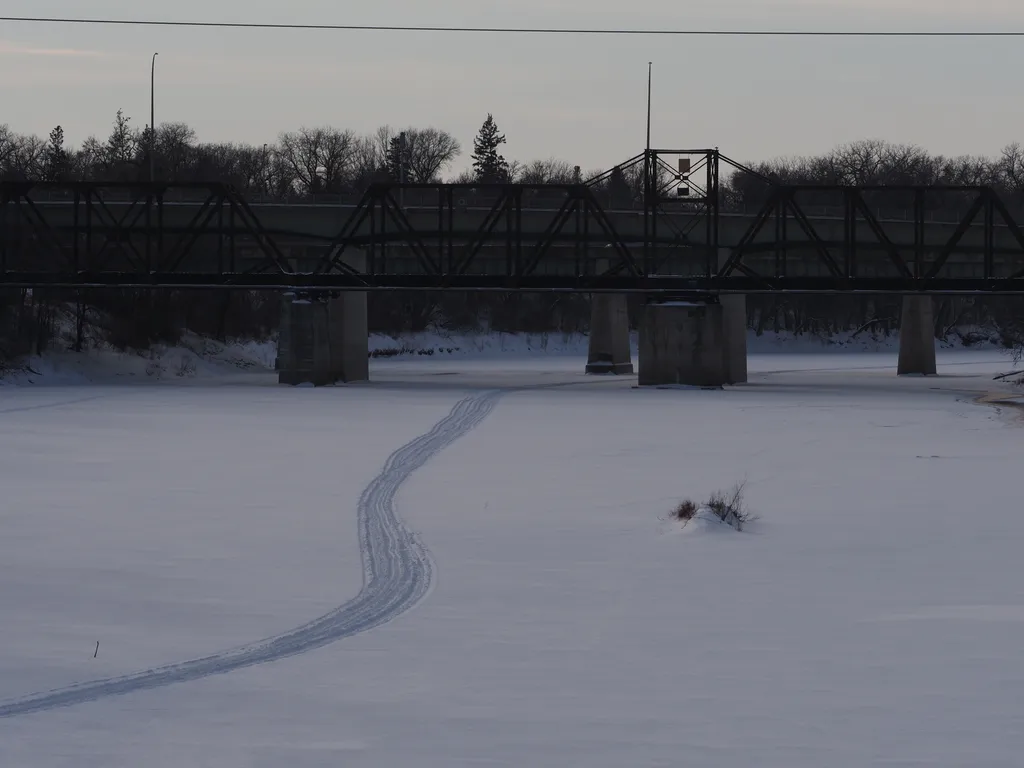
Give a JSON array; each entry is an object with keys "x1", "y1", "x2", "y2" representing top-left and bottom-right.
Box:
[
  {"x1": 717, "y1": 185, "x2": 1024, "y2": 286},
  {"x1": 0, "y1": 180, "x2": 292, "y2": 281},
  {"x1": 4, "y1": 174, "x2": 1024, "y2": 293}
]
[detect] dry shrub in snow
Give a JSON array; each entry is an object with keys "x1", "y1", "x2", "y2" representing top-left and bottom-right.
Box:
[
  {"x1": 672, "y1": 484, "x2": 757, "y2": 532},
  {"x1": 673, "y1": 499, "x2": 699, "y2": 521}
]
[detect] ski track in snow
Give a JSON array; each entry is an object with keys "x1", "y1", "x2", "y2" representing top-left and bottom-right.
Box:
[
  {"x1": 0, "y1": 395, "x2": 111, "y2": 415},
  {"x1": 0, "y1": 390, "x2": 503, "y2": 719}
]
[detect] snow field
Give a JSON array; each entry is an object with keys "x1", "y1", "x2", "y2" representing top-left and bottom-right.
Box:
[
  {"x1": 0, "y1": 350, "x2": 1021, "y2": 766},
  {"x1": 0, "y1": 390, "x2": 454, "y2": 698},
  {"x1": 0, "y1": 391, "x2": 505, "y2": 719},
  {"x1": 388, "y1": 375, "x2": 1023, "y2": 766}
]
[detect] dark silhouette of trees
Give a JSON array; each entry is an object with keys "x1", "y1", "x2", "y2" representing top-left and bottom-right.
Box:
[
  {"x1": 516, "y1": 158, "x2": 577, "y2": 184},
  {"x1": 471, "y1": 114, "x2": 509, "y2": 183},
  {"x1": 5, "y1": 110, "x2": 1024, "y2": 216},
  {"x1": 385, "y1": 131, "x2": 408, "y2": 182},
  {"x1": 154, "y1": 122, "x2": 198, "y2": 178},
  {"x1": 0, "y1": 124, "x2": 44, "y2": 180},
  {"x1": 720, "y1": 138, "x2": 1024, "y2": 221},
  {"x1": 104, "y1": 109, "x2": 138, "y2": 175},
  {"x1": 44, "y1": 126, "x2": 70, "y2": 182},
  {"x1": 277, "y1": 126, "x2": 358, "y2": 195},
  {"x1": 403, "y1": 128, "x2": 461, "y2": 182},
  {"x1": 0, "y1": 125, "x2": 18, "y2": 175},
  {"x1": 606, "y1": 165, "x2": 634, "y2": 206},
  {"x1": 376, "y1": 126, "x2": 461, "y2": 183},
  {"x1": 74, "y1": 136, "x2": 105, "y2": 181}
]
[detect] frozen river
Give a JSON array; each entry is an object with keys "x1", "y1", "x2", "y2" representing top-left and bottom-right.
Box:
[{"x1": 1, "y1": 349, "x2": 1022, "y2": 766}]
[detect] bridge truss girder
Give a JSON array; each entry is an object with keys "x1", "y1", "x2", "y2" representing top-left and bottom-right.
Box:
[
  {"x1": 719, "y1": 185, "x2": 1024, "y2": 287},
  {"x1": 0, "y1": 180, "x2": 290, "y2": 281},
  {"x1": 2, "y1": 174, "x2": 1024, "y2": 293},
  {"x1": 315, "y1": 182, "x2": 645, "y2": 281}
]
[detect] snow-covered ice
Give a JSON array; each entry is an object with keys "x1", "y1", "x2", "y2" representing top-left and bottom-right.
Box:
[{"x1": 1, "y1": 346, "x2": 1022, "y2": 766}]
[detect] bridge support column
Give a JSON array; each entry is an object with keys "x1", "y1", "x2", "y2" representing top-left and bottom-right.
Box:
[
  {"x1": 275, "y1": 291, "x2": 295, "y2": 372},
  {"x1": 278, "y1": 297, "x2": 330, "y2": 385},
  {"x1": 718, "y1": 249, "x2": 748, "y2": 384},
  {"x1": 278, "y1": 252, "x2": 368, "y2": 386},
  {"x1": 897, "y1": 295, "x2": 937, "y2": 376},
  {"x1": 327, "y1": 252, "x2": 369, "y2": 383},
  {"x1": 638, "y1": 300, "x2": 729, "y2": 387},
  {"x1": 586, "y1": 259, "x2": 633, "y2": 374}
]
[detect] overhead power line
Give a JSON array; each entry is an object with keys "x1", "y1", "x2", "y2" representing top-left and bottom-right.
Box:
[{"x1": 2, "y1": 16, "x2": 1024, "y2": 36}]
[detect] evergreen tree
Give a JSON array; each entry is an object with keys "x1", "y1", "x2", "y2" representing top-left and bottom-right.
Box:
[
  {"x1": 608, "y1": 166, "x2": 632, "y2": 206},
  {"x1": 386, "y1": 132, "x2": 408, "y2": 181},
  {"x1": 471, "y1": 114, "x2": 509, "y2": 183},
  {"x1": 45, "y1": 125, "x2": 69, "y2": 182}
]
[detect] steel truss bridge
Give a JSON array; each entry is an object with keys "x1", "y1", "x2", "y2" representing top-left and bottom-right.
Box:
[{"x1": 3, "y1": 149, "x2": 1024, "y2": 294}]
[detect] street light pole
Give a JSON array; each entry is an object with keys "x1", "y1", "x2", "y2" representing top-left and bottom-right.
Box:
[
  {"x1": 644, "y1": 62, "x2": 652, "y2": 271},
  {"x1": 150, "y1": 52, "x2": 158, "y2": 182}
]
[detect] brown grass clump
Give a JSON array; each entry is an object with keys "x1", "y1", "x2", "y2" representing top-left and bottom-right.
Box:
[{"x1": 671, "y1": 484, "x2": 758, "y2": 531}]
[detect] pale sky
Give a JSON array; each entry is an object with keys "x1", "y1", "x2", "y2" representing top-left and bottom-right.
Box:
[{"x1": 1, "y1": 0, "x2": 1023, "y2": 173}]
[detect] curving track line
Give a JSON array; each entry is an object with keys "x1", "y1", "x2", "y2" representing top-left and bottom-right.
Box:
[{"x1": 0, "y1": 390, "x2": 502, "y2": 718}]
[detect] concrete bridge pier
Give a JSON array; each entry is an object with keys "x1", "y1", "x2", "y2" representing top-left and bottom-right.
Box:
[
  {"x1": 275, "y1": 291, "x2": 295, "y2": 373},
  {"x1": 718, "y1": 249, "x2": 748, "y2": 384},
  {"x1": 638, "y1": 300, "x2": 731, "y2": 387},
  {"x1": 278, "y1": 251, "x2": 369, "y2": 386},
  {"x1": 278, "y1": 296, "x2": 325, "y2": 385},
  {"x1": 328, "y1": 262, "x2": 370, "y2": 383},
  {"x1": 637, "y1": 251, "x2": 748, "y2": 387},
  {"x1": 897, "y1": 295, "x2": 937, "y2": 376},
  {"x1": 586, "y1": 258, "x2": 634, "y2": 374},
  {"x1": 586, "y1": 294, "x2": 633, "y2": 374}
]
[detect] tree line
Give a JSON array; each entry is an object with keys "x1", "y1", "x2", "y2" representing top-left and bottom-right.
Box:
[
  {"x1": 728, "y1": 139, "x2": 1024, "y2": 215},
  {"x1": 0, "y1": 111, "x2": 593, "y2": 196},
  {"x1": 6, "y1": 109, "x2": 1024, "y2": 210}
]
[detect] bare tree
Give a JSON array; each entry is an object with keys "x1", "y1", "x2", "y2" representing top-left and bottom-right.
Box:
[
  {"x1": 724, "y1": 139, "x2": 1002, "y2": 214},
  {"x1": 449, "y1": 168, "x2": 477, "y2": 184},
  {"x1": 277, "y1": 126, "x2": 358, "y2": 195},
  {"x1": 825, "y1": 139, "x2": 884, "y2": 185},
  {"x1": 371, "y1": 125, "x2": 397, "y2": 170},
  {"x1": 8, "y1": 134, "x2": 46, "y2": 180},
  {"x1": 937, "y1": 154, "x2": 993, "y2": 186},
  {"x1": 74, "y1": 136, "x2": 105, "y2": 180},
  {"x1": 191, "y1": 142, "x2": 247, "y2": 187},
  {"x1": 105, "y1": 109, "x2": 139, "y2": 168},
  {"x1": 877, "y1": 143, "x2": 931, "y2": 185},
  {"x1": 517, "y1": 158, "x2": 578, "y2": 184},
  {"x1": 504, "y1": 159, "x2": 523, "y2": 183},
  {"x1": 351, "y1": 133, "x2": 386, "y2": 189},
  {"x1": 403, "y1": 128, "x2": 460, "y2": 182},
  {"x1": 0, "y1": 127, "x2": 46, "y2": 179},
  {"x1": 154, "y1": 122, "x2": 198, "y2": 178},
  {"x1": 366, "y1": 125, "x2": 460, "y2": 183},
  {"x1": 231, "y1": 143, "x2": 272, "y2": 195},
  {"x1": 995, "y1": 143, "x2": 1024, "y2": 194},
  {"x1": 0, "y1": 125, "x2": 19, "y2": 177}
]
